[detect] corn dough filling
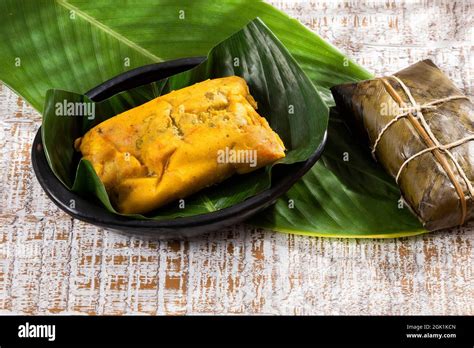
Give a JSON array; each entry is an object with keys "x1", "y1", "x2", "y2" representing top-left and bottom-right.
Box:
[{"x1": 75, "y1": 76, "x2": 285, "y2": 214}]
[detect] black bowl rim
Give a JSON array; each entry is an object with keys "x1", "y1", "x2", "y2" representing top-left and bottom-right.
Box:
[
  {"x1": 86, "y1": 57, "x2": 206, "y2": 101},
  {"x1": 31, "y1": 58, "x2": 327, "y2": 231}
]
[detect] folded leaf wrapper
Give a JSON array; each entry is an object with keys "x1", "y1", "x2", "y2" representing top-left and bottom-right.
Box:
[
  {"x1": 41, "y1": 19, "x2": 328, "y2": 220},
  {"x1": 331, "y1": 60, "x2": 474, "y2": 231}
]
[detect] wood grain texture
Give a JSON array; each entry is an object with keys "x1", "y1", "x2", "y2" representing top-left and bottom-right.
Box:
[{"x1": 0, "y1": 0, "x2": 473, "y2": 315}]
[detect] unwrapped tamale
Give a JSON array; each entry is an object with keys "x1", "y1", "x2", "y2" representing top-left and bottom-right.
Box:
[
  {"x1": 331, "y1": 60, "x2": 474, "y2": 231},
  {"x1": 75, "y1": 76, "x2": 285, "y2": 214}
]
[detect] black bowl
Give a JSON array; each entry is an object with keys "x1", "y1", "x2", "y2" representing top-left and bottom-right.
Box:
[{"x1": 31, "y1": 57, "x2": 327, "y2": 239}]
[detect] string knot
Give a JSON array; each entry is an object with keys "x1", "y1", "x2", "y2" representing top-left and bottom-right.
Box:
[
  {"x1": 399, "y1": 103, "x2": 436, "y2": 116},
  {"x1": 372, "y1": 75, "x2": 472, "y2": 226}
]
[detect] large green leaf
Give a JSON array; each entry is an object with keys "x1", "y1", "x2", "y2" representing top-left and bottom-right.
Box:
[
  {"x1": 250, "y1": 108, "x2": 426, "y2": 237},
  {"x1": 0, "y1": 0, "x2": 369, "y2": 111},
  {"x1": 0, "y1": 0, "x2": 426, "y2": 237},
  {"x1": 42, "y1": 19, "x2": 328, "y2": 219}
]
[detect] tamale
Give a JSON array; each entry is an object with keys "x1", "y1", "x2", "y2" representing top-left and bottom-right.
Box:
[
  {"x1": 331, "y1": 60, "x2": 474, "y2": 231},
  {"x1": 75, "y1": 76, "x2": 285, "y2": 214}
]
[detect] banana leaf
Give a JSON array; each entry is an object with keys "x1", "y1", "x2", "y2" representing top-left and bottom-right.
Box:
[
  {"x1": 42, "y1": 19, "x2": 328, "y2": 219},
  {"x1": 0, "y1": 0, "x2": 426, "y2": 237},
  {"x1": 250, "y1": 108, "x2": 425, "y2": 237},
  {"x1": 331, "y1": 60, "x2": 474, "y2": 232}
]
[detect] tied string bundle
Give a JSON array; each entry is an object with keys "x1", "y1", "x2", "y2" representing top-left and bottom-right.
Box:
[{"x1": 371, "y1": 75, "x2": 472, "y2": 225}]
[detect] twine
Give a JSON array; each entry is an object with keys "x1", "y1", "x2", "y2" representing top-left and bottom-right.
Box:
[
  {"x1": 371, "y1": 94, "x2": 468, "y2": 157},
  {"x1": 373, "y1": 75, "x2": 472, "y2": 225}
]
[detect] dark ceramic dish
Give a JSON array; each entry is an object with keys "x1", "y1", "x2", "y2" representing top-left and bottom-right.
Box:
[{"x1": 31, "y1": 57, "x2": 327, "y2": 239}]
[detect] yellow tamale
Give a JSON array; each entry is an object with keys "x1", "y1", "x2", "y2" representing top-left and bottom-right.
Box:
[{"x1": 75, "y1": 76, "x2": 285, "y2": 214}]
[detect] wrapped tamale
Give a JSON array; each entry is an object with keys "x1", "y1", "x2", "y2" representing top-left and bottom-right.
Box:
[
  {"x1": 331, "y1": 60, "x2": 474, "y2": 231},
  {"x1": 75, "y1": 76, "x2": 285, "y2": 214}
]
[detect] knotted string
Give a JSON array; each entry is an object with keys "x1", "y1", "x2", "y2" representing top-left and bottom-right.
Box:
[
  {"x1": 371, "y1": 94, "x2": 469, "y2": 158},
  {"x1": 373, "y1": 75, "x2": 472, "y2": 225}
]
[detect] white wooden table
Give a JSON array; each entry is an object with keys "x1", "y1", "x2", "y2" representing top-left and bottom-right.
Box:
[{"x1": 0, "y1": 0, "x2": 473, "y2": 315}]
